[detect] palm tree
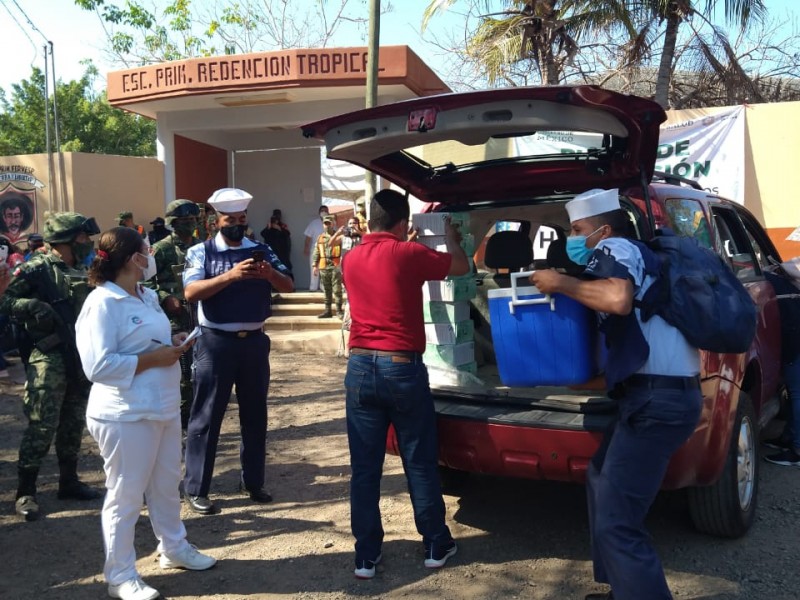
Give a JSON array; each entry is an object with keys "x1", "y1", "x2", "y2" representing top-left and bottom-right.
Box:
[
  {"x1": 422, "y1": 0, "x2": 638, "y2": 86},
  {"x1": 627, "y1": 0, "x2": 767, "y2": 107}
]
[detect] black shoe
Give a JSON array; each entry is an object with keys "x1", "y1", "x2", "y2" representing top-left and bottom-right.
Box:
[
  {"x1": 764, "y1": 448, "x2": 800, "y2": 467},
  {"x1": 57, "y1": 480, "x2": 104, "y2": 500},
  {"x1": 15, "y1": 495, "x2": 39, "y2": 521},
  {"x1": 317, "y1": 310, "x2": 333, "y2": 319},
  {"x1": 763, "y1": 435, "x2": 792, "y2": 450},
  {"x1": 187, "y1": 495, "x2": 215, "y2": 515},
  {"x1": 585, "y1": 592, "x2": 613, "y2": 599},
  {"x1": 239, "y1": 482, "x2": 273, "y2": 503}
]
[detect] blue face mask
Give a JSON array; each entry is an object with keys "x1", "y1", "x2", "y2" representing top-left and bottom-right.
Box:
[{"x1": 565, "y1": 226, "x2": 605, "y2": 265}]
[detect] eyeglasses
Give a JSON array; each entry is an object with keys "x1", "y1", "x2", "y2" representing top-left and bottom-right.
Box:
[{"x1": 169, "y1": 203, "x2": 200, "y2": 218}]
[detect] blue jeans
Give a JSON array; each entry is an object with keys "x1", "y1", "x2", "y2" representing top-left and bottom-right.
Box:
[
  {"x1": 587, "y1": 385, "x2": 702, "y2": 600},
  {"x1": 345, "y1": 353, "x2": 452, "y2": 562},
  {"x1": 781, "y1": 359, "x2": 800, "y2": 449}
]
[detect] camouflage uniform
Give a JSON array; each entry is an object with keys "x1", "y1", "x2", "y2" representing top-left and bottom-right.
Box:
[
  {"x1": 312, "y1": 229, "x2": 343, "y2": 317},
  {"x1": 0, "y1": 212, "x2": 102, "y2": 519},
  {"x1": 148, "y1": 230, "x2": 198, "y2": 426}
]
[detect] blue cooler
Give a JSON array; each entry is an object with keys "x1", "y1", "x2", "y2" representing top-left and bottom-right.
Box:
[{"x1": 488, "y1": 272, "x2": 597, "y2": 386}]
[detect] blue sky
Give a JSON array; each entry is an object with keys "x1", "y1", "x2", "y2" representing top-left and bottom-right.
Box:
[{"x1": 0, "y1": 0, "x2": 798, "y2": 94}]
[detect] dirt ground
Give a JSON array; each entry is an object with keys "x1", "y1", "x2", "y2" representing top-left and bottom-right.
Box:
[{"x1": 1, "y1": 351, "x2": 800, "y2": 600}]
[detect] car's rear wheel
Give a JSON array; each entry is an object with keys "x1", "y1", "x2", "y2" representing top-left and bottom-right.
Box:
[{"x1": 687, "y1": 391, "x2": 758, "y2": 538}]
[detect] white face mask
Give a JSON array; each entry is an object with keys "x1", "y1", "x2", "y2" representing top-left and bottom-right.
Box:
[{"x1": 137, "y1": 252, "x2": 157, "y2": 281}]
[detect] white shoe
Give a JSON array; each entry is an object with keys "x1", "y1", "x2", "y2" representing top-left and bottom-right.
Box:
[
  {"x1": 160, "y1": 543, "x2": 217, "y2": 570},
  {"x1": 108, "y1": 577, "x2": 159, "y2": 600}
]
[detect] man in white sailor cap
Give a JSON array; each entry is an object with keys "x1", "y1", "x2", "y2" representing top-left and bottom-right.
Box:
[
  {"x1": 182, "y1": 187, "x2": 294, "y2": 515},
  {"x1": 531, "y1": 188, "x2": 701, "y2": 600}
]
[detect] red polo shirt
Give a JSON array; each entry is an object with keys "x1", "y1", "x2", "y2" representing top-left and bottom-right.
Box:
[{"x1": 343, "y1": 231, "x2": 452, "y2": 353}]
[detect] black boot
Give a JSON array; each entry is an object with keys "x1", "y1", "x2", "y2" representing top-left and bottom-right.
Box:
[
  {"x1": 15, "y1": 467, "x2": 39, "y2": 521},
  {"x1": 57, "y1": 458, "x2": 104, "y2": 501}
]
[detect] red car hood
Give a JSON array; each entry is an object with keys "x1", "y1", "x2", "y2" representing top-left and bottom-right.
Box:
[{"x1": 302, "y1": 85, "x2": 667, "y2": 205}]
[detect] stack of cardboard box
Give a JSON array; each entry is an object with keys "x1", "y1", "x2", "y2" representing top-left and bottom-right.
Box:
[{"x1": 413, "y1": 212, "x2": 477, "y2": 375}]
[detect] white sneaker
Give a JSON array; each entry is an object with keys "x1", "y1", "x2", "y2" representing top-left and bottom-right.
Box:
[
  {"x1": 108, "y1": 577, "x2": 159, "y2": 600},
  {"x1": 160, "y1": 544, "x2": 217, "y2": 570}
]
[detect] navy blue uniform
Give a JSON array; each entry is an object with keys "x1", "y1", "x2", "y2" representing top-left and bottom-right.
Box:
[
  {"x1": 584, "y1": 238, "x2": 702, "y2": 600},
  {"x1": 182, "y1": 236, "x2": 290, "y2": 497}
]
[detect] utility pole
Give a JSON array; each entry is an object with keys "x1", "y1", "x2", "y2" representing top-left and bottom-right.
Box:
[{"x1": 364, "y1": 0, "x2": 380, "y2": 214}]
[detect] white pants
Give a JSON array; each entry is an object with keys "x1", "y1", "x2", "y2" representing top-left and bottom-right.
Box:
[
  {"x1": 308, "y1": 252, "x2": 320, "y2": 291},
  {"x1": 87, "y1": 416, "x2": 190, "y2": 585}
]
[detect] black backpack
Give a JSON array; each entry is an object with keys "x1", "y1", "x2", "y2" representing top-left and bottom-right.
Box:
[{"x1": 631, "y1": 230, "x2": 757, "y2": 354}]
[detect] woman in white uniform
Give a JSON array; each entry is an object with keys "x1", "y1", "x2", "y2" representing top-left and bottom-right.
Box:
[{"x1": 76, "y1": 226, "x2": 216, "y2": 600}]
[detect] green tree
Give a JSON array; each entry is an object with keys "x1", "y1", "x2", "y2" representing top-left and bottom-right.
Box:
[
  {"x1": 74, "y1": 0, "x2": 379, "y2": 66},
  {"x1": 0, "y1": 67, "x2": 156, "y2": 157}
]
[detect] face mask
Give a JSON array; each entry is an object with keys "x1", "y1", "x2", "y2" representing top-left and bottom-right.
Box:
[
  {"x1": 220, "y1": 224, "x2": 247, "y2": 242},
  {"x1": 72, "y1": 240, "x2": 94, "y2": 265},
  {"x1": 172, "y1": 219, "x2": 196, "y2": 237},
  {"x1": 83, "y1": 248, "x2": 96, "y2": 267},
  {"x1": 565, "y1": 226, "x2": 605, "y2": 265},
  {"x1": 137, "y1": 252, "x2": 157, "y2": 280}
]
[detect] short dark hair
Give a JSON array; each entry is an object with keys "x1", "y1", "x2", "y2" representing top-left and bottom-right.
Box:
[
  {"x1": 586, "y1": 209, "x2": 635, "y2": 238},
  {"x1": 369, "y1": 189, "x2": 409, "y2": 232},
  {"x1": 88, "y1": 226, "x2": 145, "y2": 286}
]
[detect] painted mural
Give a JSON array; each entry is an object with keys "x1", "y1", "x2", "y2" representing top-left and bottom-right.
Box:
[{"x1": 0, "y1": 166, "x2": 42, "y2": 245}]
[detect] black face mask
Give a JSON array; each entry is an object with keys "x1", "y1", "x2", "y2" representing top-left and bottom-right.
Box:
[{"x1": 220, "y1": 224, "x2": 247, "y2": 242}]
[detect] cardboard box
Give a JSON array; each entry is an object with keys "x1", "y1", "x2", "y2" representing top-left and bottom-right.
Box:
[
  {"x1": 416, "y1": 233, "x2": 475, "y2": 255},
  {"x1": 423, "y1": 341, "x2": 475, "y2": 367},
  {"x1": 412, "y1": 211, "x2": 470, "y2": 236},
  {"x1": 424, "y1": 320, "x2": 475, "y2": 344},
  {"x1": 423, "y1": 278, "x2": 477, "y2": 301},
  {"x1": 423, "y1": 301, "x2": 471, "y2": 323}
]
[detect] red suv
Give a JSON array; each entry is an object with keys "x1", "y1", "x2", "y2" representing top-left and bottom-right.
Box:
[{"x1": 303, "y1": 85, "x2": 784, "y2": 538}]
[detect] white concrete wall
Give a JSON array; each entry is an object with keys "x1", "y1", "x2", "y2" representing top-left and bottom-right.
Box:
[{"x1": 233, "y1": 148, "x2": 322, "y2": 288}]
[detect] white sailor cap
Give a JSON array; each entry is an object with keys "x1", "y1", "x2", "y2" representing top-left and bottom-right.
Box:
[
  {"x1": 207, "y1": 188, "x2": 253, "y2": 213},
  {"x1": 565, "y1": 188, "x2": 620, "y2": 223}
]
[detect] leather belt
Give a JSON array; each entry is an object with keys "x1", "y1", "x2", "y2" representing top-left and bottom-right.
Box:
[
  {"x1": 350, "y1": 347, "x2": 421, "y2": 361},
  {"x1": 624, "y1": 374, "x2": 701, "y2": 391},
  {"x1": 201, "y1": 326, "x2": 262, "y2": 339}
]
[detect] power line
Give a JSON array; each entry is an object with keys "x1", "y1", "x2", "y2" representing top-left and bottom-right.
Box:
[
  {"x1": 0, "y1": 0, "x2": 40, "y2": 68},
  {"x1": 10, "y1": 0, "x2": 50, "y2": 43}
]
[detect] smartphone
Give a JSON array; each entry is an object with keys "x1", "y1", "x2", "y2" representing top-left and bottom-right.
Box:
[
  {"x1": 251, "y1": 250, "x2": 265, "y2": 262},
  {"x1": 0, "y1": 246, "x2": 7, "y2": 263}
]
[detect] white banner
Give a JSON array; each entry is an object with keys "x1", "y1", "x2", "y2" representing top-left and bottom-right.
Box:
[
  {"x1": 512, "y1": 106, "x2": 747, "y2": 204},
  {"x1": 657, "y1": 106, "x2": 745, "y2": 203}
]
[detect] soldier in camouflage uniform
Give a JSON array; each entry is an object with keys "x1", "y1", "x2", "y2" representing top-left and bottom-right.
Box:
[
  {"x1": 146, "y1": 199, "x2": 200, "y2": 428},
  {"x1": 0, "y1": 212, "x2": 104, "y2": 521}
]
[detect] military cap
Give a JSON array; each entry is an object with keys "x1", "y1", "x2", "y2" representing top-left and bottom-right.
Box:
[
  {"x1": 117, "y1": 211, "x2": 133, "y2": 221},
  {"x1": 43, "y1": 212, "x2": 100, "y2": 244},
  {"x1": 150, "y1": 217, "x2": 165, "y2": 225},
  {"x1": 165, "y1": 199, "x2": 200, "y2": 218},
  {"x1": 27, "y1": 233, "x2": 44, "y2": 242}
]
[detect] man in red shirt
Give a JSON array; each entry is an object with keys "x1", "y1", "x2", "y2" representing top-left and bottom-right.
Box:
[{"x1": 342, "y1": 189, "x2": 469, "y2": 579}]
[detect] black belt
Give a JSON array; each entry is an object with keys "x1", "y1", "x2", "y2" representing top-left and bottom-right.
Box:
[
  {"x1": 350, "y1": 347, "x2": 421, "y2": 361},
  {"x1": 624, "y1": 374, "x2": 701, "y2": 391},
  {"x1": 201, "y1": 326, "x2": 262, "y2": 339}
]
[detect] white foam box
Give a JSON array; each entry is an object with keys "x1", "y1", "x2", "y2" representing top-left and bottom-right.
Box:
[
  {"x1": 423, "y1": 300, "x2": 470, "y2": 323},
  {"x1": 423, "y1": 278, "x2": 477, "y2": 301},
  {"x1": 416, "y1": 233, "x2": 475, "y2": 255},
  {"x1": 423, "y1": 341, "x2": 475, "y2": 368},
  {"x1": 424, "y1": 320, "x2": 474, "y2": 344},
  {"x1": 412, "y1": 212, "x2": 470, "y2": 236}
]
